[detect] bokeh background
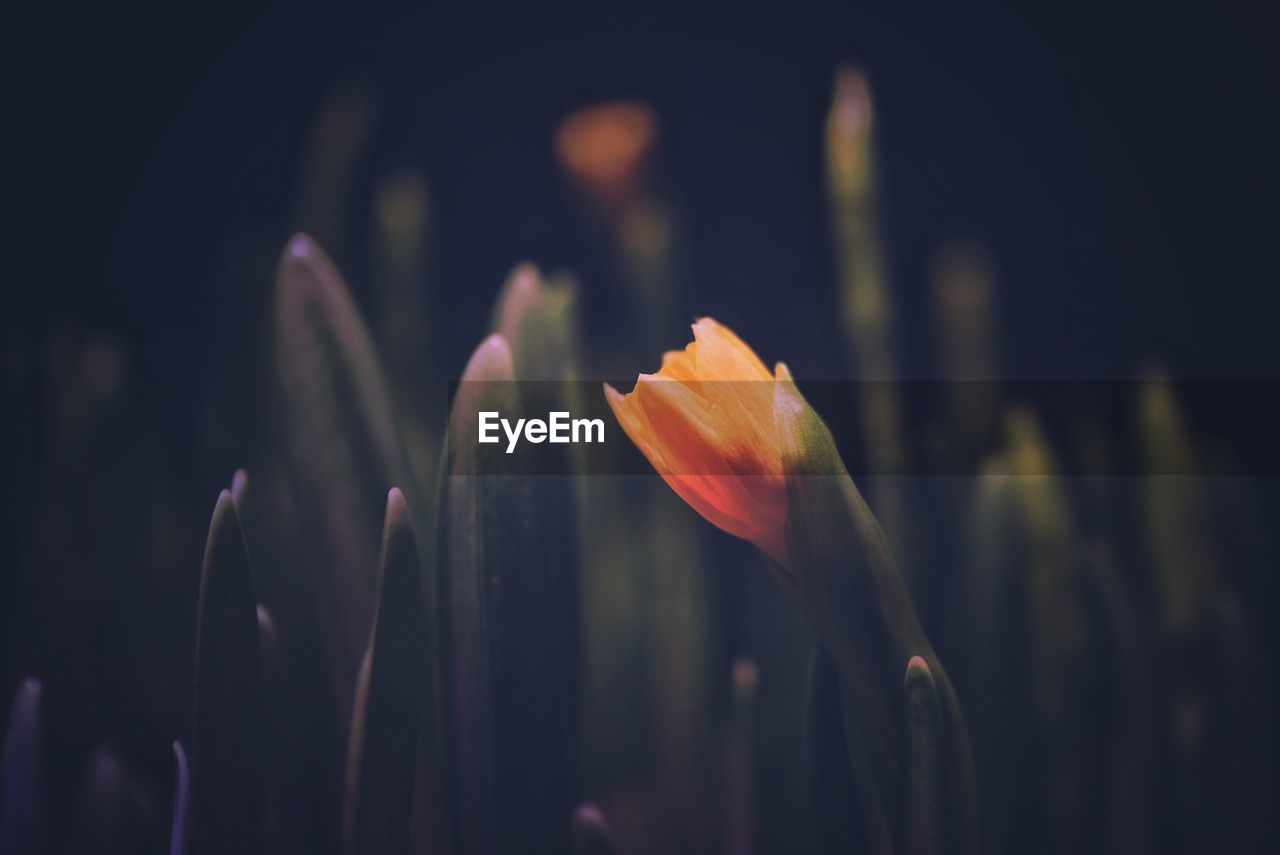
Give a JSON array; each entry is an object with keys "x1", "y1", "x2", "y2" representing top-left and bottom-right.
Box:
[{"x1": 4, "y1": 2, "x2": 1280, "y2": 854}]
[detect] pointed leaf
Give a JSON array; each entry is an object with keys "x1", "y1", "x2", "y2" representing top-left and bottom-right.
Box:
[
  {"x1": 73, "y1": 746, "x2": 156, "y2": 852},
  {"x1": 492, "y1": 263, "x2": 580, "y2": 383},
  {"x1": 1, "y1": 677, "x2": 41, "y2": 855},
  {"x1": 191, "y1": 491, "x2": 267, "y2": 855},
  {"x1": 777, "y1": 377, "x2": 977, "y2": 855},
  {"x1": 571, "y1": 804, "x2": 615, "y2": 855},
  {"x1": 1137, "y1": 369, "x2": 1213, "y2": 637},
  {"x1": 439, "y1": 334, "x2": 576, "y2": 855},
  {"x1": 725, "y1": 660, "x2": 758, "y2": 855},
  {"x1": 903, "y1": 657, "x2": 942, "y2": 855},
  {"x1": 230, "y1": 468, "x2": 249, "y2": 509},
  {"x1": 344, "y1": 488, "x2": 429, "y2": 855},
  {"x1": 805, "y1": 646, "x2": 877, "y2": 855},
  {"x1": 170, "y1": 742, "x2": 189, "y2": 855},
  {"x1": 275, "y1": 233, "x2": 420, "y2": 715}
]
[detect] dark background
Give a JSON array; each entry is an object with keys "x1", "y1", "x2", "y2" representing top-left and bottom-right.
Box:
[
  {"x1": 3, "y1": 0, "x2": 1279, "y2": 850},
  {"x1": 7, "y1": 0, "x2": 1279, "y2": 385}
]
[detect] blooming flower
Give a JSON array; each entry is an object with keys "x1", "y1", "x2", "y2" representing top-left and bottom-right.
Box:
[{"x1": 604, "y1": 317, "x2": 794, "y2": 572}]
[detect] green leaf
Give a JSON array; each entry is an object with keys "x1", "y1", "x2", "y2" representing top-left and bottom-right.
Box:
[
  {"x1": 492, "y1": 264, "x2": 580, "y2": 384},
  {"x1": 805, "y1": 645, "x2": 882, "y2": 855},
  {"x1": 344, "y1": 488, "x2": 429, "y2": 855},
  {"x1": 438, "y1": 334, "x2": 577, "y2": 855},
  {"x1": 275, "y1": 233, "x2": 422, "y2": 717},
  {"x1": 903, "y1": 657, "x2": 942, "y2": 855},
  {"x1": 170, "y1": 742, "x2": 189, "y2": 855},
  {"x1": 438, "y1": 335, "x2": 514, "y2": 855},
  {"x1": 254, "y1": 604, "x2": 291, "y2": 855},
  {"x1": 191, "y1": 491, "x2": 267, "y2": 855},
  {"x1": 775, "y1": 374, "x2": 977, "y2": 855},
  {"x1": 724, "y1": 660, "x2": 758, "y2": 855},
  {"x1": 1137, "y1": 369, "x2": 1213, "y2": 637}
]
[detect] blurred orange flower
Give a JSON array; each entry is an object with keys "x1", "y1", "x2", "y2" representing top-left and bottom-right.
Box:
[
  {"x1": 555, "y1": 101, "x2": 657, "y2": 218},
  {"x1": 605, "y1": 318, "x2": 793, "y2": 571}
]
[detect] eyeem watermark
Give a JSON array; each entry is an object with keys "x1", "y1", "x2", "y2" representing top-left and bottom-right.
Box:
[{"x1": 478, "y1": 411, "x2": 605, "y2": 453}]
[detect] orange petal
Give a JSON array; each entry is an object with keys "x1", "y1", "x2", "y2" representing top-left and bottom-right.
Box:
[
  {"x1": 605, "y1": 382, "x2": 671, "y2": 474},
  {"x1": 690, "y1": 318, "x2": 773, "y2": 381},
  {"x1": 659, "y1": 346, "x2": 701, "y2": 388}
]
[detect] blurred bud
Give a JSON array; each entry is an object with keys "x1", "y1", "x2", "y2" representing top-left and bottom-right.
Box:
[
  {"x1": 556, "y1": 101, "x2": 657, "y2": 220},
  {"x1": 826, "y1": 67, "x2": 874, "y2": 200}
]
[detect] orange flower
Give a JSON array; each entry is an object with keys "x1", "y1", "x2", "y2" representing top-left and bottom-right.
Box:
[
  {"x1": 555, "y1": 101, "x2": 657, "y2": 218},
  {"x1": 605, "y1": 318, "x2": 794, "y2": 571}
]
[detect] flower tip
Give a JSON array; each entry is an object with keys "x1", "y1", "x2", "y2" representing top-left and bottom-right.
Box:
[
  {"x1": 603, "y1": 382, "x2": 635, "y2": 420},
  {"x1": 907, "y1": 655, "x2": 931, "y2": 675},
  {"x1": 690, "y1": 315, "x2": 721, "y2": 337}
]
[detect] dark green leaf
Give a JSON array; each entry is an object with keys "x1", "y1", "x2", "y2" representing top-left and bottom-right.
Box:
[
  {"x1": 776, "y1": 376, "x2": 977, "y2": 855},
  {"x1": 170, "y1": 742, "x2": 189, "y2": 855},
  {"x1": 275, "y1": 233, "x2": 421, "y2": 716},
  {"x1": 805, "y1": 645, "x2": 874, "y2": 855},
  {"x1": 438, "y1": 334, "x2": 577, "y2": 855},
  {"x1": 191, "y1": 490, "x2": 267, "y2": 855},
  {"x1": 344, "y1": 488, "x2": 429, "y2": 855},
  {"x1": 903, "y1": 657, "x2": 941, "y2": 855}
]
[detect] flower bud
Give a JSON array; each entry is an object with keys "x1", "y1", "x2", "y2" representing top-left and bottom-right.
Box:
[{"x1": 604, "y1": 318, "x2": 793, "y2": 574}]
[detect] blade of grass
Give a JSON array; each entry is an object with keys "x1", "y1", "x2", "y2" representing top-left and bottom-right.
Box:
[
  {"x1": 343, "y1": 488, "x2": 429, "y2": 855},
  {"x1": 275, "y1": 233, "x2": 421, "y2": 719},
  {"x1": 191, "y1": 491, "x2": 267, "y2": 855},
  {"x1": 1, "y1": 678, "x2": 42, "y2": 854},
  {"x1": 170, "y1": 742, "x2": 189, "y2": 855}
]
